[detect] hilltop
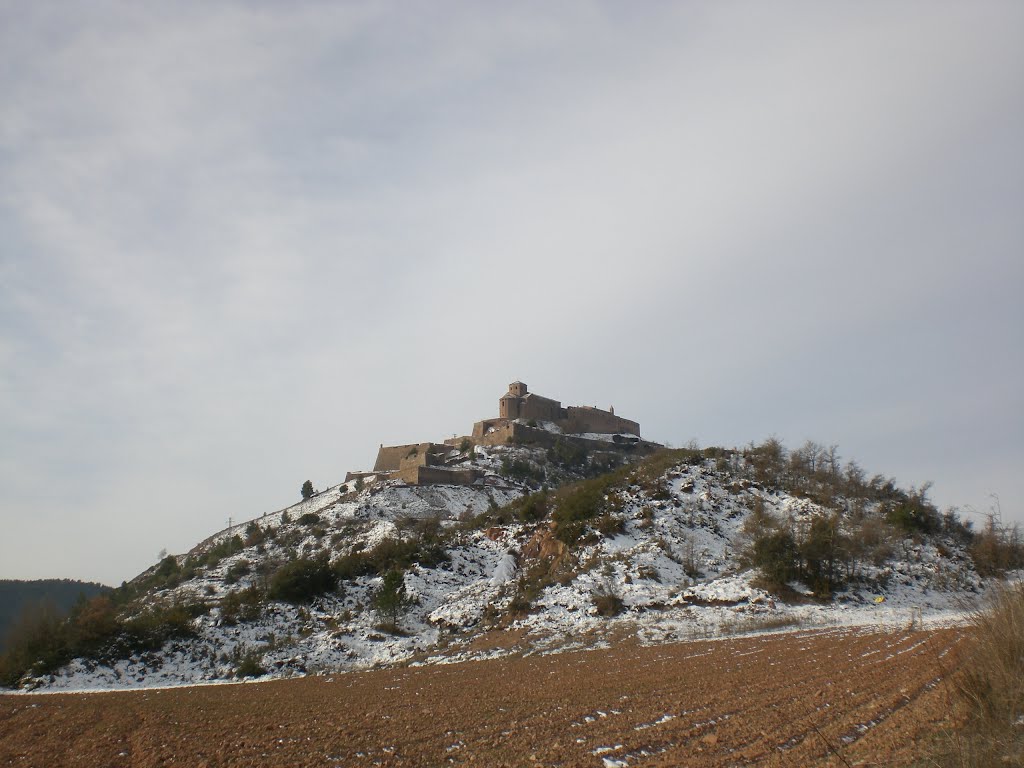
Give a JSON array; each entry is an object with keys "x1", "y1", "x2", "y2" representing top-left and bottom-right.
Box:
[{"x1": 3, "y1": 429, "x2": 1018, "y2": 692}]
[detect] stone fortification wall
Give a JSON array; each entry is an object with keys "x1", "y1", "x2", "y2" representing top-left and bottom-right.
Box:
[
  {"x1": 472, "y1": 423, "x2": 509, "y2": 447},
  {"x1": 474, "y1": 421, "x2": 543, "y2": 448},
  {"x1": 472, "y1": 418, "x2": 507, "y2": 439},
  {"x1": 395, "y1": 465, "x2": 482, "y2": 486},
  {"x1": 344, "y1": 471, "x2": 376, "y2": 483},
  {"x1": 475, "y1": 422, "x2": 659, "y2": 455},
  {"x1": 374, "y1": 444, "x2": 421, "y2": 472},
  {"x1": 519, "y1": 393, "x2": 563, "y2": 422},
  {"x1": 499, "y1": 394, "x2": 520, "y2": 419},
  {"x1": 362, "y1": 381, "x2": 648, "y2": 487},
  {"x1": 564, "y1": 406, "x2": 640, "y2": 436},
  {"x1": 373, "y1": 443, "x2": 450, "y2": 472},
  {"x1": 489, "y1": 382, "x2": 640, "y2": 436}
]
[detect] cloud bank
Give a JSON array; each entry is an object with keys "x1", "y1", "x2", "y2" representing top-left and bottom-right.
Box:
[{"x1": 1, "y1": 1, "x2": 1022, "y2": 583}]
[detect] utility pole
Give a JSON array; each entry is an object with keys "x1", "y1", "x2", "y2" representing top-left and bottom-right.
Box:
[
  {"x1": 989, "y1": 493, "x2": 1003, "y2": 525},
  {"x1": 227, "y1": 516, "x2": 233, "y2": 531}
]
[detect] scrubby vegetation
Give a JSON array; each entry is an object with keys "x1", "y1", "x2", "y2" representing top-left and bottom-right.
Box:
[
  {"x1": 482, "y1": 439, "x2": 1017, "y2": 605},
  {"x1": 733, "y1": 439, "x2": 1011, "y2": 598},
  {"x1": 738, "y1": 503, "x2": 852, "y2": 598},
  {"x1": 233, "y1": 645, "x2": 265, "y2": 678},
  {"x1": 4, "y1": 436, "x2": 1019, "y2": 692},
  {"x1": 267, "y1": 557, "x2": 338, "y2": 604},
  {"x1": 499, "y1": 456, "x2": 546, "y2": 486},
  {"x1": 540, "y1": 447, "x2": 707, "y2": 544},
  {"x1": 219, "y1": 586, "x2": 262, "y2": 625},
  {"x1": 547, "y1": 438, "x2": 589, "y2": 471},
  {"x1": 464, "y1": 440, "x2": 1005, "y2": 607},
  {"x1": 0, "y1": 579, "x2": 109, "y2": 652},
  {"x1": 926, "y1": 582, "x2": 1024, "y2": 766},
  {"x1": 969, "y1": 514, "x2": 1024, "y2": 578},
  {"x1": 373, "y1": 569, "x2": 411, "y2": 633},
  {"x1": 591, "y1": 583, "x2": 625, "y2": 617},
  {"x1": 0, "y1": 594, "x2": 199, "y2": 687},
  {"x1": 224, "y1": 559, "x2": 251, "y2": 585},
  {"x1": 199, "y1": 535, "x2": 246, "y2": 570},
  {"x1": 550, "y1": 466, "x2": 631, "y2": 543},
  {"x1": 740, "y1": 438, "x2": 973, "y2": 535},
  {"x1": 333, "y1": 520, "x2": 449, "y2": 582}
]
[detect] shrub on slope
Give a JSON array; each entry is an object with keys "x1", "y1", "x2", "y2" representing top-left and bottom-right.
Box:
[
  {"x1": 267, "y1": 557, "x2": 338, "y2": 604},
  {"x1": 0, "y1": 595, "x2": 198, "y2": 688}
]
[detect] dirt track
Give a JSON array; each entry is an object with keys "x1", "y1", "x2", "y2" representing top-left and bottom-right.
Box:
[{"x1": 0, "y1": 626, "x2": 963, "y2": 767}]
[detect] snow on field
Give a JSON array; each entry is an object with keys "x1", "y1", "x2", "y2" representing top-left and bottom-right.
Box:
[{"x1": 17, "y1": 448, "x2": 985, "y2": 693}]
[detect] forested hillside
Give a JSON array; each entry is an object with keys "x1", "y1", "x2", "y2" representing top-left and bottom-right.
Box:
[{"x1": 0, "y1": 580, "x2": 109, "y2": 651}]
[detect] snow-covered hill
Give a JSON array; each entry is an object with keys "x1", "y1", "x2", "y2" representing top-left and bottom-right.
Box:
[{"x1": 15, "y1": 443, "x2": 984, "y2": 692}]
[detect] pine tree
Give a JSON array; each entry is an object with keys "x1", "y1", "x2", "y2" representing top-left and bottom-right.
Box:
[
  {"x1": 373, "y1": 569, "x2": 409, "y2": 632},
  {"x1": 301, "y1": 480, "x2": 314, "y2": 500}
]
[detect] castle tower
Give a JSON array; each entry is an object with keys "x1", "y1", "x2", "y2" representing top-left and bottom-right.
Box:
[
  {"x1": 509, "y1": 381, "x2": 527, "y2": 397},
  {"x1": 499, "y1": 392, "x2": 521, "y2": 419}
]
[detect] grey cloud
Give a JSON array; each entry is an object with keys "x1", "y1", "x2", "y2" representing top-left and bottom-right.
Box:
[{"x1": 1, "y1": 1, "x2": 1021, "y2": 582}]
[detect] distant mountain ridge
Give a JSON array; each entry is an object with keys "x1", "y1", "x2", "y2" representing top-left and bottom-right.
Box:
[{"x1": 0, "y1": 579, "x2": 109, "y2": 650}]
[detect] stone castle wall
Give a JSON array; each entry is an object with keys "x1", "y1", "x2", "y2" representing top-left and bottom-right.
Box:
[
  {"x1": 520, "y1": 394, "x2": 562, "y2": 422},
  {"x1": 394, "y1": 465, "x2": 481, "y2": 486},
  {"x1": 471, "y1": 418, "x2": 506, "y2": 438},
  {"x1": 373, "y1": 442, "x2": 449, "y2": 473},
  {"x1": 469, "y1": 422, "x2": 658, "y2": 455},
  {"x1": 474, "y1": 402, "x2": 640, "y2": 441},
  {"x1": 367, "y1": 381, "x2": 648, "y2": 487},
  {"x1": 474, "y1": 421, "x2": 542, "y2": 447},
  {"x1": 564, "y1": 406, "x2": 640, "y2": 436}
]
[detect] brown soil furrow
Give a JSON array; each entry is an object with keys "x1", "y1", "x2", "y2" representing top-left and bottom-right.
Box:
[
  {"x1": 0, "y1": 627, "x2": 965, "y2": 768},
  {"x1": 617, "y1": 630, "x2": 958, "y2": 767}
]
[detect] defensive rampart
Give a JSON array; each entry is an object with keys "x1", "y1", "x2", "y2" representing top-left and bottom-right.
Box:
[
  {"x1": 564, "y1": 406, "x2": 640, "y2": 436},
  {"x1": 394, "y1": 465, "x2": 482, "y2": 486},
  {"x1": 361, "y1": 381, "x2": 652, "y2": 487},
  {"x1": 373, "y1": 443, "x2": 450, "y2": 473}
]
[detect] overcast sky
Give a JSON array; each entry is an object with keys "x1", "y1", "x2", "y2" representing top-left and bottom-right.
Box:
[{"x1": 1, "y1": 1, "x2": 1022, "y2": 585}]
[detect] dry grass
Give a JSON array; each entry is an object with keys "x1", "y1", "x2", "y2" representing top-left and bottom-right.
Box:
[
  {"x1": 590, "y1": 584, "x2": 625, "y2": 617},
  {"x1": 933, "y1": 580, "x2": 1024, "y2": 767}
]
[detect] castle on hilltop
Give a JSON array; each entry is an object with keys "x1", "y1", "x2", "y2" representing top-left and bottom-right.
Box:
[
  {"x1": 351, "y1": 380, "x2": 651, "y2": 487},
  {"x1": 472, "y1": 381, "x2": 640, "y2": 443}
]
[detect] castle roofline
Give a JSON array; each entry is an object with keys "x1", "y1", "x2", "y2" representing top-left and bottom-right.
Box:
[{"x1": 522, "y1": 391, "x2": 556, "y2": 401}]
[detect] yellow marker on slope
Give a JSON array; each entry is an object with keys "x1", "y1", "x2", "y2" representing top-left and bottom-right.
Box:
[{"x1": 873, "y1": 596, "x2": 886, "y2": 604}]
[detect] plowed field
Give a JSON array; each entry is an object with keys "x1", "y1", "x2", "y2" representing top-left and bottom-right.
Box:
[{"x1": 0, "y1": 626, "x2": 963, "y2": 767}]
